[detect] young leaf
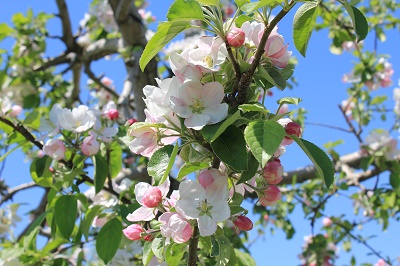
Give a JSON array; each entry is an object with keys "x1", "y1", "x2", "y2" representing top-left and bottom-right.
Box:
[
  {"x1": 211, "y1": 125, "x2": 248, "y2": 171},
  {"x1": 256, "y1": 66, "x2": 286, "y2": 90},
  {"x1": 93, "y1": 154, "x2": 108, "y2": 194},
  {"x1": 234, "y1": 248, "x2": 257, "y2": 266},
  {"x1": 30, "y1": 156, "x2": 53, "y2": 187},
  {"x1": 177, "y1": 162, "x2": 209, "y2": 180},
  {"x1": 55, "y1": 195, "x2": 77, "y2": 240},
  {"x1": 239, "y1": 102, "x2": 269, "y2": 114},
  {"x1": 140, "y1": 21, "x2": 192, "y2": 71},
  {"x1": 152, "y1": 237, "x2": 164, "y2": 260},
  {"x1": 167, "y1": 0, "x2": 204, "y2": 22},
  {"x1": 109, "y1": 141, "x2": 122, "y2": 179},
  {"x1": 241, "y1": 0, "x2": 280, "y2": 14},
  {"x1": 291, "y1": 135, "x2": 334, "y2": 188},
  {"x1": 293, "y1": 1, "x2": 319, "y2": 57},
  {"x1": 341, "y1": 2, "x2": 369, "y2": 42},
  {"x1": 244, "y1": 120, "x2": 285, "y2": 167},
  {"x1": 234, "y1": 0, "x2": 250, "y2": 8},
  {"x1": 148, "y1": 144, "x2": 177, "y2": 185},
  {"x1": 96, "y1": 218, "x2": 122, "y2": 264},
  {"x1": 201, "y1": 110, "x2": 241, "y2": 143},
  {"x1": 165, "y1": 243, "x2": 186, "y2": 265},
  {"x1": 277, "y1": 97, "x2": 302, "y2": 105}
]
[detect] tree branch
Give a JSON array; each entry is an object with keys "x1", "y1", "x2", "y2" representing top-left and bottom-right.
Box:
[{"x1": 0, "y1": 182, "x2": 37, "y2": 206}]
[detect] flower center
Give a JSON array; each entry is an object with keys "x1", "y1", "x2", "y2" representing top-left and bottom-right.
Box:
[
  {"x1": 189, "y1": 98, "x2": 205, "y2": 114},
  {"x1": 203, "y1": 55, "x2": 213, "y2": 68},
  {"x1": 197, "y1": 199, "x2": 213, "y2": 217}
]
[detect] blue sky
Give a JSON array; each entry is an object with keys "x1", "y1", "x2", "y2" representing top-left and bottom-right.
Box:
[{"x1": 1, "y1": 0, "x2": 399, "y2": 265}]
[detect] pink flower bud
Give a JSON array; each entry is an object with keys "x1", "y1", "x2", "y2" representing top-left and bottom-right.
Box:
[
  {"x1": 263, "y1": 214, "x2": 269, "y2": 221},
  {"x1": 285, "y1": 122, "x2": 302, "y2": 140},
  {"x1": 322, "y1": 217, "x2": 333, "y2": 227},
  {"x1": 198, "y1": 169, "x2": 225, "y2": 189},
  {"x1": 227, "y1": 28, "x2": 245, "y2": 47},
  {"x1": 123, "y1": 224, "x2": 144, "y2": 241},
  {"x1": 43, "y1": 139, "x2": 65, "y2": 161},
  {"x1": 107, "y1": 108, "x2": 119, "y2": 120},
  {"x1": 10, "y1": 105, "x2": 22, "y2": 117},
  {"x1": 262, "y1": 160, "x2": 284, "y2": 184},
  {"x1": 233, "y1": 216, "x2": 253, "y2": 231},
  {"x1": 259, "y1": 185, "x2": 282, "y2": 206},
  {"x1": 81, "y1": 135, "x2": 100, "y2": 156},
  {"x1": 127, "y1": 118, "x2": 138, "y2": 126},
  {"x1": 142, "y1": 187, "x2": 162, "y2": 208}
]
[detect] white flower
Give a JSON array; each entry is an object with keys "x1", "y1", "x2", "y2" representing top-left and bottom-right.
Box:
[
  {"x1": 176, "y1": 174, "x2": 230, "y2": 236},
  {"x1": 38, "y1": 103, "x2": 63, "y2": 139},
  {"x1": 170, "y1": 77, "x2": 228, "y2": 130},
  {"x1": 58, "y1": 105, "x2": 97, "y2": 133},
  {"x1": 365, "y1": 129, "x2": 400, "y2": 160}
]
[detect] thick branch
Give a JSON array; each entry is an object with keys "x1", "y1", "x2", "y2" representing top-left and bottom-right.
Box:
[
  {"x1": 82, "y1": 38, "x2": 123, "y2": 61},
  {"x1": 56, "y1": 0, "x2": 75, "y2": 50}
]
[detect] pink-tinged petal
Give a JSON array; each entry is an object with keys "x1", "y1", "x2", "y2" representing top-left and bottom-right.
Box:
[
  {"x1": 202, "y1": 82, "x2": 225, "y2": 105},
  {"x1": 180, "y1": 78, "x2": 203, "y2": 104},
  {"x1": 158, "y1": 177, "x2": 170, "y2": 197},
  {"x1": 184, "y1": 113, "x2": 210, "y2": 130},
  {"x1": 170, "y1": 96, "x2": 192, "y2": 118},
  {"x1": 174, "y1": 223, "x2": 192, "y2": 243},
  {"x1": 272, "y1": 51, "x2": 292, "y2": 68},
  {"x1": 198, "y1": 36, "x2": 214, "y2": 50},
  {"x1": 175, "y1": 199, "x2": 201, "y2": 219},
  {"x1": 179, "y1": 180, "x2": 205, "y2": 200},
  {"x1": 134, "y1": 182, "x2": 152, "y2": 204},
  {"x1": 266, "y1": 34, "x2": 285, "y2": 56},
  {"x1": 209, "y1": 201, "x2": 231, "y2": 222},
  {"x1": 198, "y1": 215, "x2": 217, "y2": 236},
  {"x1": 169, "y1": 51, "x2": 187, "y2": 73},
  {"x1": 270, "y1": 44, "x2": 288, "y2": 59},
  {"x1": 205, "y1": 176, "x2": 229, "y2": 204},
  {"x1": 126, "y1": 206, "x2": 155, "y2": 222},
  {"x1": 202, "y1": 103, "x2": 228, "y2": 124}
]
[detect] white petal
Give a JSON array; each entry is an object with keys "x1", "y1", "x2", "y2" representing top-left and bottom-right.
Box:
[
  {"x1": 184, "y1": 113, "x2": 210, "y2": 130},
  {"x1": 126, "y1": 206, "x2": 155, "y2": 222},
  {"x1": 198, "y1": 215, "x2": 217, "y2": 236}
]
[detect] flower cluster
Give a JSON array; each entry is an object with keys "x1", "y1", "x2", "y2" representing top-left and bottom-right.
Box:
[
  {"x1": 298, "y1": 234, "x2": 338, "y2": 266},
  {"x1": 39, "y1": 102, "x2": 119, "y2": 160}
]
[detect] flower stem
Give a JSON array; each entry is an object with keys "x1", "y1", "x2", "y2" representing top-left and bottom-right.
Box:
[{"x1": 187, "y1": 225, "x2": 199, "y2": 266}]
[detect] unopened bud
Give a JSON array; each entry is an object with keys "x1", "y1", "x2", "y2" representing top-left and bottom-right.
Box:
[
  {"x1": 262, "y1": 160, "x2": 284, "y2": 184},
  {"x1": 107, "y1": 109, "x2": 119, "y2": 120},
  {"x1": 227, "y1": 28, "x2": 245, "y2": 47},
  {"x1": 233, "y1": 216, "x2": 253, "y2": 231},
  {"x1": 142, "y1": 187, "x2": 162, "y2": 208}
]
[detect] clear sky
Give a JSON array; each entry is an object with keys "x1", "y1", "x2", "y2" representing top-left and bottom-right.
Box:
[{"x1": 0, "y1": 1, "x2": 399, "y2": 265}]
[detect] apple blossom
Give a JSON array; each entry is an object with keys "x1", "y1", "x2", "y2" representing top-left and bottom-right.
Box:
[
  {"x1": 58, "y1": 105, "x2": 96, "y2": 133},
  {"x1": 170, "y1": 77, "x2": 228, "y2": 130},
  {"x1": 123, "y1": 224, "x2": 144, "y2": 241},
  {"x1": 233, "y1": 216, "x2": 253, "y2": 231},
  {"x1": 227, "y1": 28, "x2": 245, "y2": 47},
  {"x1": 159, "y1": 212, "x2": 193, "y2": 243},
  {"x1": 43, "y1": 139, "x2": 66, "y2": 161},
  {"x1": 126, "y1": 179, "x2": 170, "y2": 222},
  {"x1": 39, "y1": 103, "x2": 63, "y2": 139},
  {"x1": 258, "y1": 185, "x2": 282, "y2": 207},
  {"x1": 142, "y1": 187, "x2": 163, "y2": 208},
  {"x1": 176, "y1": 172, "x2": 230, "y2": 236},
  {"x1": 81, "y1": 134, "x2": 100, "y2": 156},
  {"x1": 322, "y1": 217, "x2": 333, "y2": 227},
  {"x1": 260, "y1": 31, "x2": 292, "y2": 68},
  {"x1": 169, "y1": 52, "x2": 203, "y2": 83},
  {"x1": 263, "y1": 160, "x2": 284, "y2": 184},
  {"x1": 198, "y1": 168, "x2": 225, "y2": 189}
]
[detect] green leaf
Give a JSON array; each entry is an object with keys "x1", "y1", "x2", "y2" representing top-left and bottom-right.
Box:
[
  {"x1": 177, "y1": 162, "x2": 209, "y2": 180},
  {"x1": 238, "y1": 152, "x2": 259, "y2": 184},
  {"x1": 211, "y1": 125, "x2": 248, "y2": 171},
  {"x1": 241, "y1": 0, "x2": 280, "y2": 13},
  {"x1": 167, "y1": 0, "x2": 204, "y2": 21},
  {"x1": 140, "y1": 21, "x2": 192, "y2": 71},
  {"x1": 23, "y1": 94, "x2": 40, "y2": 109},
  {"x1": 201, "y1": 110, "x2": 241, "y2": 143},
  {"x1": 215, "y1": 236, "x2": 231, "y2": 266},
  {"x1": 234, "y1": 15, "x2": 253, "y2": 27},
  {"x1": 197, "y1": 0, "x2": 219, "y2": 5},
  {"x1": 341, "y1": 2, "x2": 369, "y2": 42},
  {"x1": 30, "y1": 156, "x2": 53, "y2": 187},
  {"x1": 293, "y1": 1, "x2": 319, "y2": 57},
  {"x1": 93, "y1": 154, "x2": 108, "y2": 194},
  {"x1": 148, "y1": 145, "x2": 175, "y2": 185},
  {"x1": 143, "y1": 241, "x2": 154, "y2": 266},
  {"x1": 390, "y1": 173, "x2": 400, "y2": 189},
  {"x1": 96, "y1": 218, "x2": 122, "y2": 264},
  {"x1": 291, "y1": 136, "x2": 334, "y2": 188},
  {"x1": 234, "y1": 0, "x2": 250, "y2": 8},
  {"x1": 238, "y1": 102, "x2": 269, "y2": 114},
  {"x1": 55, "y1": 195, "x2": 77, "y2": 239},
  {"x1": 25, "y1": 209, "x2": 51, "y2": 236},
  {"x1": 152, "y1": 237, "x2": 164, "y2": 260},
  {"x1": 24, "y1": 110, "x2": 41, "y2": 130},
  {"x1": 81, "y1": 205, "x2": 103, "y2": 241},
  {"x1": 256, "y1": 66, "x2": 286, "y2": 90},
  {"x1": 234, "y1": 248, "x2": 256, "y2": 265},
  {"x1": 277, "y1": 97, "x2": 302, "y2": 105},
  {"x1": 244, "y1": 120, "x2": 285, "y2": 167},
  {"x1": 165, "y1": 243, "x2": 186, "y2": 265},
  {"x1": 0, "y1": 23, "x2": 13, "y2": 41},
  {"x1": 109, "y1": 141, "x2": 122, "y2": 178}
]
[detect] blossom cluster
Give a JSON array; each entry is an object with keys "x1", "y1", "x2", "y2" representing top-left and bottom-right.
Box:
[{"x1": 39, "y1": 101, "x2": 119, "y2": 160}]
